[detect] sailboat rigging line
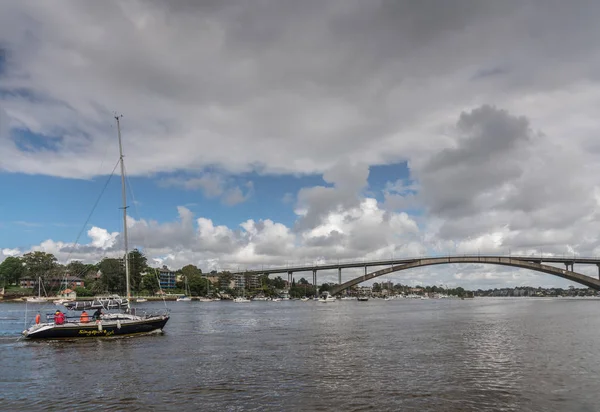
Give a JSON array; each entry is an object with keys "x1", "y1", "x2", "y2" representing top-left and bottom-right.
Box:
[{"x1": 64, "y1": 158, "x2": 121, "y2": 267}]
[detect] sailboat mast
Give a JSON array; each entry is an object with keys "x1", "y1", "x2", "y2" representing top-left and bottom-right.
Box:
[{"x1": 115, "y1": 116, "x2": 131, "y2": 300}]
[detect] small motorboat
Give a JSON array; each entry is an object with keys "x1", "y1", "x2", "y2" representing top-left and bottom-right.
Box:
[{"x1": 318, "y1": 292, "x2": 336, "y2": 303}]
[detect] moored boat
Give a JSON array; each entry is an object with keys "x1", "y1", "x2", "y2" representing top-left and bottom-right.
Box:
[
  {"x1": 25, "y1": 277, "x2": 47, "y2": 303},
  {"x1": 318, "y1": 291, "x2": 336, "y2": 303}
]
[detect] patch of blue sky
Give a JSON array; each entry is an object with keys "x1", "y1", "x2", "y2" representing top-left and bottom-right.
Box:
[
  {"x1": 150, "y1": 170, "x2": 326, "y2": 228},
  {"x1": 1, "y1": 160, "x2": 424, "y2": 250},
  {"x1": 367, "y1": 162, "x2": 411, "y2": 197},
  {"x1": 0, "y1": 173, "x2": 125, "y2": 249},
  {"x1": 11, "y1": 128, "x2": 63, "y2": 152}
]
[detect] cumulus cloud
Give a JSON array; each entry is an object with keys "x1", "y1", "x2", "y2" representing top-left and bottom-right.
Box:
[{"x1": 295, "y1": 162, "x2": 369, "y2": 230}]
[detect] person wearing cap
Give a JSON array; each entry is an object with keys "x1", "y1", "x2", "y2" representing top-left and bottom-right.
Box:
[{"x1": 54, "y1": 310, "x2": 65, "y2": 325}]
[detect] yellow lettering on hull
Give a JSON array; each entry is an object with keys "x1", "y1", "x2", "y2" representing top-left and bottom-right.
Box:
[{"x1": 78, "y1": 329, "x2": 115, "y2": 337}]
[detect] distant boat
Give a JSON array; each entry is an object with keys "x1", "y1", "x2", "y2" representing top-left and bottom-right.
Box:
[
  {"x1": 318, "y1": 291, "x2": 336, "y2": 303},
  {"x1": 25, "y1": 277, "x2": 47, "y2": 303},
  {"x1": 233, "y1": 297, "x2": 251, "y2": 303},
  {"x1": 177, "y1": 276, "x2": 192, "y2": 302},
  {"x1": 357, "y1": 296, "x2": 369, "y2": 302},
  {"x1": 300, "y1": 297, "x2": 310, "y2": 302}
]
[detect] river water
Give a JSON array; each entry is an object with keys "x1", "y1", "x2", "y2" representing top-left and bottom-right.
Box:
[{"x1": 1, "y1": 297, "x2": 599, "y2": 411}]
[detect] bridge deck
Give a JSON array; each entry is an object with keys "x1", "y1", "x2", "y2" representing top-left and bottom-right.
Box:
[{"x1": 232, "y1": 255, "x2": 600, "y2": 275}]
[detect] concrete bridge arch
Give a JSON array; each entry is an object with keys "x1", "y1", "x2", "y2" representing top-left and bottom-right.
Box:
[{"x1": 330, "y1": 256, "x2": 600, "y2": 295}]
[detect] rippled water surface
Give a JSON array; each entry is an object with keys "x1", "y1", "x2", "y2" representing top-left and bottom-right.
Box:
[{"x1": 1, "y1": 298, "x2": 600, "y2": 411}]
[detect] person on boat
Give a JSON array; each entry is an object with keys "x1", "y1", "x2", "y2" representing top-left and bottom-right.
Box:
[
  {"x1": 92, "y1": 308, "x2": 102, "y2": 321},
  {"x1": 80, "y1": 310, "x2": 90, "y2": 323},
  {"x1": 54, "y1": 310, "x2": 65, "y2": 325},
  {"x1": 35, "y1": 312, "x2": 41, "y2": 325}
]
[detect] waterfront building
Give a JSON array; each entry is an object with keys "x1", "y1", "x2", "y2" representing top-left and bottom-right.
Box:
[{"x1": 158, "y1": 266, "x2": 176, "y2": 289}]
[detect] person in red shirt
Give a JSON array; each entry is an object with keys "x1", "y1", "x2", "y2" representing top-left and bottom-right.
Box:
[{"x1": 54, "y1": 310, "x2": 66, "y2": 325}]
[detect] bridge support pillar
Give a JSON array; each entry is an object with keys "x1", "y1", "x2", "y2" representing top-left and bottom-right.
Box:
[
  {"x1": 338, "y1": 267, "x2": 342, "y2": 286},
  {"x1": 288, "y1": 271, "x2": 292, "y2": 285},
  {"x1": 597, "y1": 264, "x2": 600, "y2": 280},
  {"x1": 313, "y1": 269, "x2": 317, "y2": 296}
]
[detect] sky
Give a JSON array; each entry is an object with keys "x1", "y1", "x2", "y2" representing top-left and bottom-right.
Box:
[{"x1": 1, "y1": 0, "x2": 600, "y2": 289}]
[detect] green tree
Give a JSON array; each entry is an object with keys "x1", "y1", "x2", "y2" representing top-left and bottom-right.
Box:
[
  {"x1": 128, "y1": 249, "x2": 147, "y2": 292},
  {"x1": 140, "y1": 272, "x2": 160, "y2": 295},
  {"x1": 271, "y1": 276, "x2": 286, "y2": 290},
  {"x1": 188, "y1": 274, "x2": 209, "y2": 296},
  {"x1": 298, "y1": 277, "x2": 309, "y2": 285},
  {"x1": 21, "y1": 251, "x2": 58, "y2": 283},
  {"x1": 181, "y1": 264, "x2": 202, "y2": 278},
  {"x1": 141, "y1": 272, "x2": 160, "y2": 295},
  {"x1": 0, "y1": 256, "x2": 25, "y2": 286},
  {"x1": 99, "y1": 258, "x2": 125, "y2": 294},
  {"x1": 73, "y1": 286, "x2": 94, "y2": 297},
  {"x1": 66, "y1": 260, "x2": 87, "y2": 277}
]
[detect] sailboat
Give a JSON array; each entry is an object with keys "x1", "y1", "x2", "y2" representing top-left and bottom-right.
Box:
[
  {"x1": 198, "y1": 276, "x2": 213, "y2": 302},
  {"x1": 22, "y1": 116, "x2": 170, "y2": 339},
  {"x1": 176, "y1": 275, "x2": 192, "y2": 301},
  {"x1": 25, "y1": 277, "x2": 48, "y2": 303}
]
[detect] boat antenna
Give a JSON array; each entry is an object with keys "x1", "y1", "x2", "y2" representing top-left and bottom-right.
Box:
[{"x1": 115, "y1": 115, "x2": 131, "y2": 306}]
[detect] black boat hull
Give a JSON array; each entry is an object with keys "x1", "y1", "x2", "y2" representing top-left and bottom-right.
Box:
[{"x1": 23, "y1": 316, "x2": 169, "y2": 339}]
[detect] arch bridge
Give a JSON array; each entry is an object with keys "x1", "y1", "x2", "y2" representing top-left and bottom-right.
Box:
[
  {"x1": 233, "y1": 255, "x2": 600, "y2": 295},
  {"x1": 330, "y1": 256, "x2": 600, "y2": 295}
]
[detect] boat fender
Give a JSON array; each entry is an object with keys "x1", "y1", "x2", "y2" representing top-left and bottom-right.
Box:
[
  {"x1": 97, "y1": 322, "x2": 103, "y2": 331},
  {"x1": 117, "y1": 320, "x2": 121, "y2": 329}
]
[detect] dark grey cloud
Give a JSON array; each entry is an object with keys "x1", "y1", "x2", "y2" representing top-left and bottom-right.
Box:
[
  {"x1": 419, "y1": 105, "x2": 531, "y2": 219},
  {"x1": 2, "y1": 0, "x2": 599, "y2": 177}
]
